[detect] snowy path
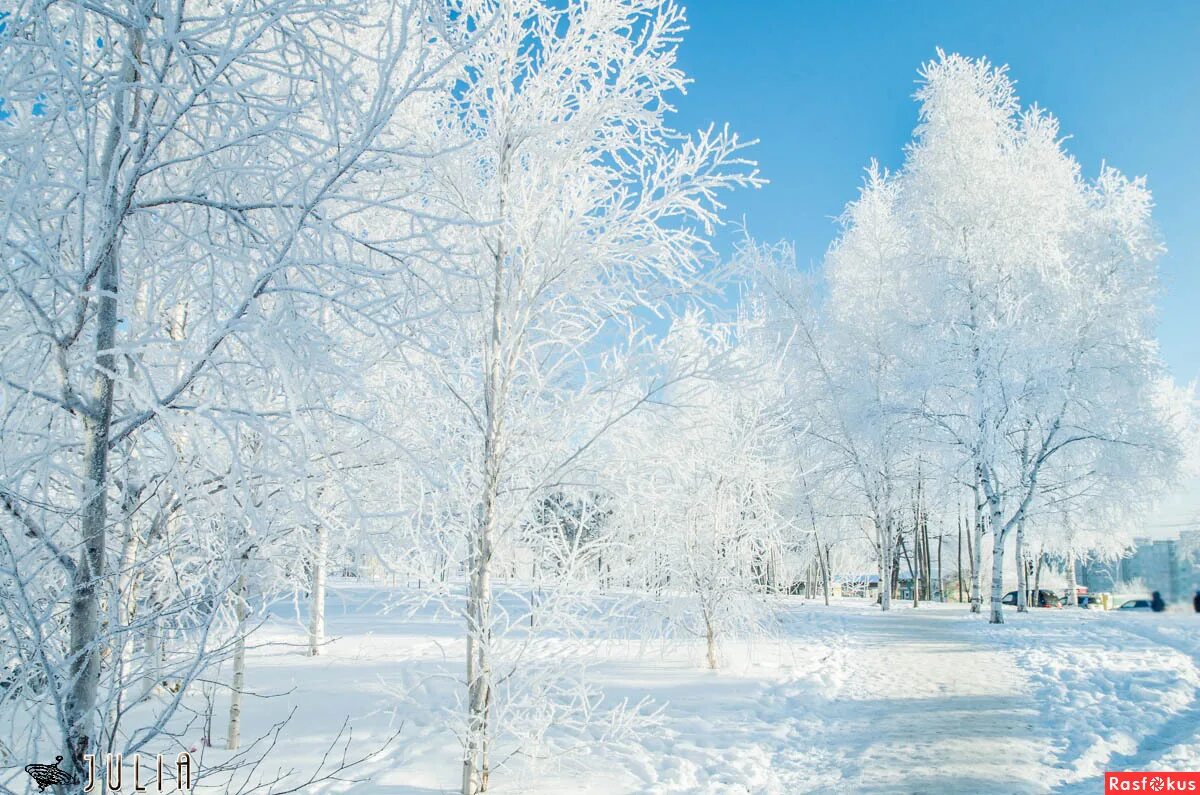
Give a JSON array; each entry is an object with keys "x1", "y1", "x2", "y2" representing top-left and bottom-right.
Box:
[
  {"x1": 623, "y1": 604, "x2": 1200, "y2": 794},
  {"x1": 771, "y1": 606, "x2": 1052, "y2": 794}
]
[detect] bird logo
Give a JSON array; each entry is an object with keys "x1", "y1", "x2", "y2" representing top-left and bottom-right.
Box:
[{"x1": 24, "y1": 756, "x2": 76, "y2": 791}]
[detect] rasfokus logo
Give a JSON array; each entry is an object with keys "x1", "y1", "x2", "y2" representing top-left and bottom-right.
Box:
[{"x1": 1106, "y1": 772, "x2": 1200, "y2": 793}]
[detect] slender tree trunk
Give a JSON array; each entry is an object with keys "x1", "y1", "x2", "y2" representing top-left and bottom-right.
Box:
[
  {"x1": 957, "y1": 511, "x2": 964, "y2": 603},
  {"x1": 104, "y1": 493, "x2": 142, "y2": 750},
  {"x1": 901, "y1": 535, "x2": 918, "y2": 608},
  {"x1": 970, "y1": 480, "x2": 985, "y2": 614},
  {"x1": 462, "y1": 136, "x2": 515, "y2": 795},
  {"x1": 1066, "y1": 549, "x2": 1078, "y2": 606},
  {"x1": 890, "y1": 542, "x2": 901, "y2": 601},
  {"x1": 227, "y1": 568, "x2": 248, "y2": 750},
  {"x1": 703, "y1": 606, "x2": 718, "y2": 670},
  {"x1": 65, "y1": 212, "x2": 118, "y2": 785},
  {"x1": 137, "y1": 308, "x2": 185, "y2": 704},
  {"x1": 878, "y1": 519, "x2": 892, "y2": 612},
  {"x1": 818, "y1": 542, "x2": 831, "y2": 606},
  {"x1": 140, "y1": 610, "x2": 162, "y2": 702},
  {"x1": 463, "y1": 386, "x2": 503, "y2": 794},
  {"x1": 989, "y1": 529, "x2": 1007, "y2": 623},
  {"x1": 988, "y1": 494, "x2": 1008, "y2": 624},
  {"x1": 924, "y1": 524, "x2": 933, "y2": 599},
  {"x1": 308, "y1": 523, "x2": 328, "y2": 656},
  {"x1": 1033, "y1": 548, "x2": 1044, "y2": 605},
  {"x1": 462, "y1": 493, "x2": 497, "y2": 794},
  {"x1": 1016, "y1": 516, "x2": 1029, "y2": 612},
  {"x1": 936, "y1": 529, "x2": 943, "y2": 602},
  {"x1": 64, "y1": 30, "x2": 143, "y2": 779},
  {"x1": 138, "y1": 538, "x2": 170, "y2": 703}
]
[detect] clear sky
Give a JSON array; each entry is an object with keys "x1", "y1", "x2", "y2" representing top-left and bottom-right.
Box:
[{"x1": 671, "y1": 0, "x2": 1200, "y2": 388}]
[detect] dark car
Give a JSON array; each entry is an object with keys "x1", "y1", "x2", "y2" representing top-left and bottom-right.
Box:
[{"x1": 1001, "y1": 590, "x2": 1062, "y2": 608}]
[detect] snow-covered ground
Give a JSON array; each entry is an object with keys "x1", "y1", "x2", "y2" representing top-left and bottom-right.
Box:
[{"x1": 201, "y1": 583, "x2": 1200, "y2": 794}]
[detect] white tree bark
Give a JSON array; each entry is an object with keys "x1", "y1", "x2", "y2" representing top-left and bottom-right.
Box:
[
  {"x1": 227, "y1": 570, "x2": 248, "y2": 750},
  {"x1": 104, "y1": 490, "x2": 143, "y2": 749},
  {"x1": 64, "y1": 130, "x2": 123, "y2": 786},
  {"x1": 308, "y1": 523, "x2": 328, "y2": 656},
  {"x1": 703, "y1": 607, "x2": 719, "y2": 670},
  {"x1": 1066, "y1": 549, "x2": 1078, "y2": 606},
  {"x1": 1016, "y1": 517, "x2": 1029, "y2": 612},
  {"x1": 988, "y1": 489, "x2": 1008, "y2": 624},
  {"x1": 989, "y1": 522, "x2": 1007, "y2": 624},
  {"x1": 462, "y1": 500, "x2": 496, "y2": 794},
  {"x1": 1033, "y1": 548, "x2": 1044, "y2": 605},
  {"x1": 878, "y1": 519, "x2": 893, "y2": 612},
  {"x1": 969, "y1": 480, "x2": 985, "y2": 613},
  {"x1": 818, "y1": 541, "x2": 832, "y2": 607},
  {"x1": 463, "y1": 237, "x2": 506, "y2": 792}
]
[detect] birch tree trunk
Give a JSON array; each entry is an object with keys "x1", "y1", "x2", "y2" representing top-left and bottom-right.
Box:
[
  {"x1": 704, "y1": 608, "x2": 719, "y2": 670},
  {"x1": 462, "y1": 487, "x2": 497, "y2": 794},
  {"x1": 463, "y1": 235, "x2": 507, "y2": 794},
  {"x1": 877, "y1": 520, "x2": 892, "y2": 611},
  {"x1": 64, "y1": 162, "x2": 120, "y2": 789},
  {"x1": 227, "y1": 569, "x2": 248, "y2": 750},
  {"x1": 63, "y1": 29, "x2": 143, "y2": 777},
  {"x1": 902, "y1": 535, "x2": 919, "y2": 608},
  {"x1": 308, "y1": 523, "x2": 328, "y2": 656},
  {"x1": 1033, "y1": 549, "x2": 1044, "y2": 606},
  {"x1": 957, "y1": 512, "x2": 964, "y2": 603},
  {"x1": 891, "y1": 542, "x2": 902, "y2": 603},
  {"x1": 104, "y1": 491, "x2": 142, "y2": 750},
  {"x1": 936, "y1": 529, "x2": 943, "y2": 602},
  {"x1": 969, "y1": 481, "x2": 985, "y2": 614},
  {"x1": 1016, "y1": 517, "x2": 1029, "y2": 612},
  {"x1": 139, "y1": 533, "x2": 169, "y2": 703},
  {"x1": 818, "y1": 542, "x2": 832, "y2": 606},
  {"x1": 987, "y1": 494, "x2": 1008, "y2": 624},
  {"x1": 1066, "y1": 549, "x2": 1078, "y2": 606},
  {"x1": 989, "y1": 529, "x2": 1007, "y2": 624},
  {"x1": 459, "y1": 128, "x2": 528, "y2": 795},
  {"x1": 140, "y1": 623, "x2": 161, "y2": 699}
]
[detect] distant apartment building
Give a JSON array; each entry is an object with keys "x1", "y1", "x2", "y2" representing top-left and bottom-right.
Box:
[
  {"x1": 1079, "y1": 531, "x2": 1200, "y2": 602},
  {"x1": 1123, "y1": 536, "x2": 1180, "y2": 599},
  {"x1": 1076, "y1": 555, "x2": 1118, "y2": 594},
  {"x1": 1180, "y1": 530, "x2": 1200, "y2": 598}
]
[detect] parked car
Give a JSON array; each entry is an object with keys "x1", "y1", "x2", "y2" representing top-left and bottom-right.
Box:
[
  {"x1": 1117, "y1": 599, "x2": 1153, "y2": 611},
  {"x1": 1001, "y1": 590, "x2": 1062, "y2": 608},
  {"x1": 1061, "y1": 590, "x2": 1097, "y2": 608}
]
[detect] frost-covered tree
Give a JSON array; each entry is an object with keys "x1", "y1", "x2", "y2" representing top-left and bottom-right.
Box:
[
  {"x1": 0, "y1": 0, "x2": 449, "y2": 780},
  {"x1": 400, "y1": 1, "x2": 759, "y2": 790},
  {"x1": 608, "y1": 313, "x2": 798, "y2": 668},
  {"x1": 823, "y1": 52, "x2": 1181, "y2": 623},
  {"x1": 751, "y1": 239, "x2": 920, "y2": 611}
]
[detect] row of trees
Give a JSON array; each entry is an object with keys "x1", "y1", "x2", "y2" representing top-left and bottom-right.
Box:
[
  {"x1": 0, "y1": 0, "x2": 1189, "y2": 791},
  {"x1": 786, "y1": 52, "x2": 1187, "y2": 623}
]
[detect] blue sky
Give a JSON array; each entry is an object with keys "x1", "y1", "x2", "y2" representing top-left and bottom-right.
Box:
[{"x1": 671, "y1": 0, "x2": 1200, "y2": 387}]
